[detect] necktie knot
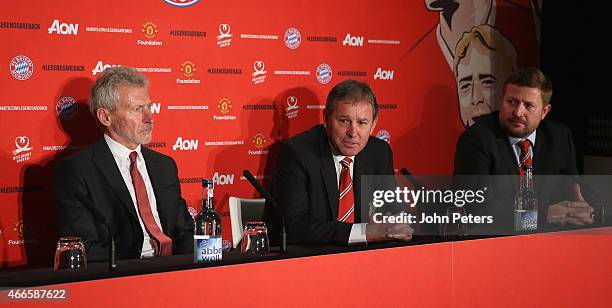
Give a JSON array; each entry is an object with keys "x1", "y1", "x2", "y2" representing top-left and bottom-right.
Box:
[
  {"x1": 517, "y1": 140, "x2": 531, "y2": 155},
  {"x1": 340, "y1": 157, "x2": 352, "y2": 169},
  {"x1": 129, "y1": 151, "x2": 138, "y2": 164}
]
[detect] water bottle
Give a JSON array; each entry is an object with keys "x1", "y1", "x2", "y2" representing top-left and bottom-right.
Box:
[
  {"x1": 194, "y1": 178, "x2": 222, "y2": 262},
  {"x1": 514, "y1": 165, "x2": 538, "y2": 231}
]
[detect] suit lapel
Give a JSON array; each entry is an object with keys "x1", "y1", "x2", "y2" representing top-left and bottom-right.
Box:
[
  {"x1": 92, "y1": 138, "x2": 139, "y2": 221},
  {"x1": 495, "y1": 133, "x2": 519, "y2": 191},
  {"x1": 497, "y1": 138, "x2": 519, "y2": 175},
  {"x1": 318, "y1": 129, "x2": 340, "y2": 219}
]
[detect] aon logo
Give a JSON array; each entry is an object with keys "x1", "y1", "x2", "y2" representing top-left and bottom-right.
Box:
[
  {"x1": 150, "y1": 103, "x2": 161, "y2": 114},
  {"x1": 48, "y1": 20, "x2": 79, "y2": 35},
  {"x1": 173, "y1": 137, "x2": 199, "y2": 151},
  {"x1": 212, "y1": 172, "x2": 234, "y2": 185},
  {"x1": 374, "y1": 68, "x2": 394, "y2": 80},
  {"x1": 342, "y1": 34, "x2": 364, "y2": 47},
  {"x1": 92, "y1": 61, "x2": 121, "y2": 76}
]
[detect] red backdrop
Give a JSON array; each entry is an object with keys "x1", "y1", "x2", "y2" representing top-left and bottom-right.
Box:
[{"x1": 0, "y1": 0, "x2": 539, "y2": 267}]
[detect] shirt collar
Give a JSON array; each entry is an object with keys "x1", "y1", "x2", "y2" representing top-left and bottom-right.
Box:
[
  {"x1": 508, "y1": 130, "x2": 537, "y2": 147},
  {"x1": 104, "y1": 134, "x2": 142, "y2": 161},
  {"x1": 332, "y1": 154, "x2": 355, "y2": 166}
]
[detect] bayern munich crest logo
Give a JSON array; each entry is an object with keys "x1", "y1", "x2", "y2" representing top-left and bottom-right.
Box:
[
  {"x1": 376, "y1": 129, "x2": 391, "y2": 144},
  {"x1": 10, "y1": 55, "x2": 34, "y2": 80},
  {"x1": 163, "y1": 0, "x2": 201, "y2": 7},
  {"x1": 56, "y1": 96, "x2": 78, "y2": 121},
  {"x1": 187, "y1": 206, "x2": 198, "y2": 219},
  {"x1": 316, "y1": 63, "x2": 332, "y2": 84},
  {"x1": 284, "y1": 28, "x2": 301, "y2": 49}
]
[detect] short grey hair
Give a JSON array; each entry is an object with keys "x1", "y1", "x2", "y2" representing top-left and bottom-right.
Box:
[
  {"x1": 89, "y1": 66, "x2": 148, "y2": 118},
  {"x1": 324, "y1": 79, "x2": 378, "y2": 120}
]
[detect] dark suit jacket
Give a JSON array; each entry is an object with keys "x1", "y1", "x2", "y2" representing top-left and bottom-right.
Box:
[
  {"x1": 54, "y1": 138, "x2": 194, "y2": 261},
  {"x1": 453, "y1": 112, "x2": 579, "y2": 230},
  {"x1": 272, "y1": 125, "x2": 395, "y2": 245},
  {"x1": 454, "y1": 112, "x2": 577, "y2": 176}
]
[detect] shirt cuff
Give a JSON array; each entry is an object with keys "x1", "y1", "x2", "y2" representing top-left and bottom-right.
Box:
[{"x1": 348, "y1": 223, "x2": 367, "y2": 245}]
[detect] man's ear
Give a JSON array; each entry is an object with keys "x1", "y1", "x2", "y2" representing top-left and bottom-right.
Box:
[
  {"x1": 541, "y1": 103, "x2": 551, "y2": 120},
  {"x1": 369, "y1": 117, "x2": 378, "y2": 135},
  {"x1": 96, "y1": 108, "x2": 112, "y2": 127},
  {"x1": 323, "y1": 108, "x2": 328, "y2": 128}
]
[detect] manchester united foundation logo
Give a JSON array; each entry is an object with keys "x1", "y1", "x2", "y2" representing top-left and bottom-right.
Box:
[
  {"x1": 138, "y1": 21, "x2": 163, "y2": 46},
  {"x1": 217, "y1": 97, "x2": 232, "y2": 114},
  {"x1": 177, "y1": 61, "x2": 200, "y2": 84},
  {"x1": 13, "y1": 220, "x2": 31, "y2": 236},
  {"x1": 142, "y1": 21, "x2": 158, "y2": 39},
  {"x1": 252, "y1": 133, "x2": 267, "y2": 148},
  {"x1": 181, "y1": 61, "x2": 196, "y2": 77}
]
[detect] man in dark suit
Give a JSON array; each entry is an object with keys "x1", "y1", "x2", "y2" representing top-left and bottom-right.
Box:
[
  {"x1": 453, "y1": 67, "x2": 594, "y2": 230},
  {"x1": 272, "y1": 80, "x2": 413, "y2": 245},
  {"x1": 55, "y1": 67, "x2": 193, "y2": 261}
]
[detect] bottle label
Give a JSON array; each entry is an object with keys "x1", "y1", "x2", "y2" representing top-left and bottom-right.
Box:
[
  {"x1": 194, "y1": 235, "x2": 222, "y2": 263},
  {"x1": 514, "y1": 209, "x2": 538, "y2": 231}
]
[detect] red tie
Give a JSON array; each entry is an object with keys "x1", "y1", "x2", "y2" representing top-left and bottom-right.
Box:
[
  {"x1": 517, "y1": 140, "x2": 532, "y2": 176},
  {"x1": 129, "y1": 151, "x2": 172, "y2": 256},
  {"x1": 337, "y1": 157, "x2": 354, "y2": 223}
]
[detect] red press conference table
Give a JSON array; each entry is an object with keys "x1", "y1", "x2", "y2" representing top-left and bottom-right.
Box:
[{"x1": 1, "y1": 227, "x2": 611, "y2": 308}]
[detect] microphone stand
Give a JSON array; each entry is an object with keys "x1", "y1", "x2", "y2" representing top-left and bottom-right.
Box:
[{"x1": 75, "y1": 193, "x2": 117, "y2": 271}]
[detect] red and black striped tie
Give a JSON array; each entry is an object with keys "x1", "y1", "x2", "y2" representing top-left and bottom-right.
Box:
[
  {"x1": 337, "y1": 157, "x2": 354, "y2": 223},
  {"x1": 517, "y1": 140, "x2": 532, "y2": 176}
]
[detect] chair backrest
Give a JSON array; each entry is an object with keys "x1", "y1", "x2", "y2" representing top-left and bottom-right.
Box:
[{"x1": 228, "y1": 197, "x2": 266, "y2": 249}]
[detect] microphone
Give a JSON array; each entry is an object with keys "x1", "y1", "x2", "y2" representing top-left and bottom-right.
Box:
[
  {"x1": 400, "y1": 167, "x2": 423, "y2": 189},
  {"x1": 242, "y1": 170, "x2": 287, "y2": 253},
  {"x1": 74, "y1": 192, "x2": 117, "y2": 271},
  {"x1": 243, "y1": 170, "x2": 274, "y2": 202}
]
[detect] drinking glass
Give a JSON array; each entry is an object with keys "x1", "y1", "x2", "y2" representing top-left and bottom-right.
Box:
[
  {"x1": 443, "y1": 206, "x2": 468, "y2": 239},
  {"x1": 54, "y1": 236, "x2": 87, "y2": 271},
  {"x1": 241, "y1": 221, "x2": 270, "y2": 255}
]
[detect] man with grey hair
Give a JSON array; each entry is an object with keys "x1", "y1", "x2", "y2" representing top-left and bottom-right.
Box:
[
  {"x1": 55, "y1": 67, "x2": 193, "y2": 261},
  {"x1": 272, "y1": 79, "x2": 413, "y2": 245}
]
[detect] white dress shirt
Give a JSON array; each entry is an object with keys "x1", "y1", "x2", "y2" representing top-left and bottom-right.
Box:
[
  {"x1": 332, "y1": 154, "x2": 367, "y2": 245},
  {"x1": 104, "y1": 134, "x2": 162, "y2": 257}
]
